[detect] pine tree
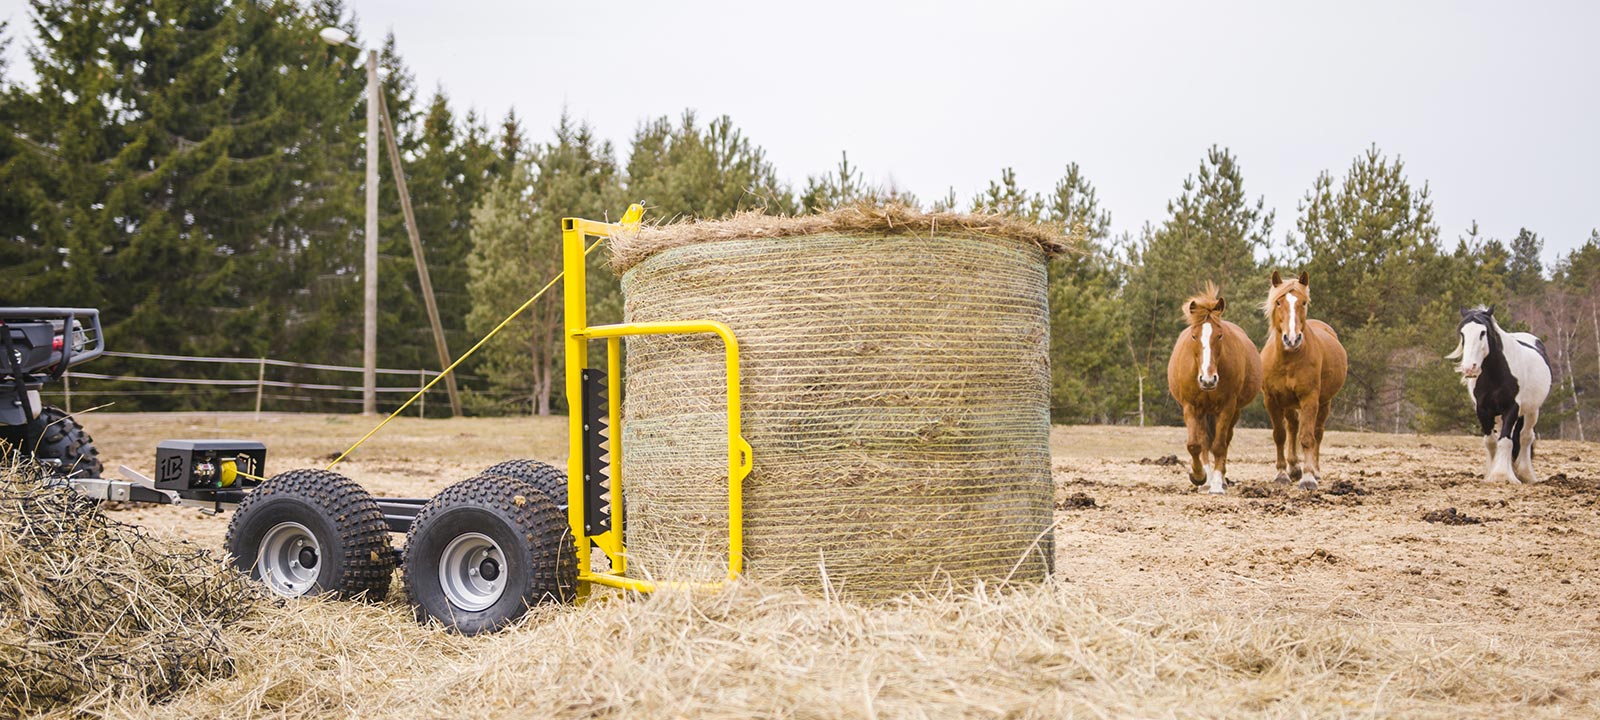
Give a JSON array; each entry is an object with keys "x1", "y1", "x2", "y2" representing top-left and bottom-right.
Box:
[
  {"x1": 467, "y1": 114, "x2": 620, "y2": 415},
  {"x1": 800, "y1": 151, "x2": 917, "y2": 211},
  {"x1": 380, "y1": 87, "x2": 497, "y2": 390},
  {"x1": 1506, "y1": 228, "x2": 1545, "y2": 296},
  {"x1": 970, "y1": 167, "x2": 1041, "y2": 219},
  {"x1": 1295, "y1": 146, "x2": 1442, "y2": 429},
  {"x1": 1408, "y1": 222, "x2": 1511, "y2": 432},
  {"x1": 625, "y1": 112, "x2": 794, "y2": 219},
  {"x1": 1042, "y1": 163, "x2": 1111, "y2": 247},
  {"x1": 928, "y1": 187, "x2": 959, "y2": 213},
  {"x1": 1038, "y1": 163, "x2": 1133, "y2": 422},
  {"x1": 1124, "y1": 146, "x2": 1272, "y2": 424}
]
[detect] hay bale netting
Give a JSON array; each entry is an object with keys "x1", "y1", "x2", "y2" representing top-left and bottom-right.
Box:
[
  {"x1": 0, "y1": 460, "x2": 259, "y2": 714},
  {"x1": 612, "y1": 206, "x2": 1067, "y2": 599}
]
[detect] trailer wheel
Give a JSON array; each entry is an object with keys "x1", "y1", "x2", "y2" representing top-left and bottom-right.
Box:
[
  {"x1": 481, "y1": 458, "x2": 568, "y2": 508},
  {"x1": 403, "y1": 474, "x2": 577, "y2": 635},
  {"x1": 21, "y1": 405, "x2": 102, "y2": 479},
  {"x1": 225, "y1": 469, "x2": 395, "y2": 600}
]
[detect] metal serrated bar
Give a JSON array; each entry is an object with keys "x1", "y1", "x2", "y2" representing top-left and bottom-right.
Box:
[{"x1": 580, "y1": 369, "x2": 611, "y2": 534}]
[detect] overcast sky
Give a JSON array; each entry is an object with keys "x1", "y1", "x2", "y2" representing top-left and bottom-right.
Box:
[{"x1": 3, "y1": 0, "x2": 1596, "y2": 265}]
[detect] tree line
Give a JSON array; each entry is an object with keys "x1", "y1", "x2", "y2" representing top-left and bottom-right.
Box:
[{"x1": 2, "y1": 0, "x2": 1595, "y2": 438}]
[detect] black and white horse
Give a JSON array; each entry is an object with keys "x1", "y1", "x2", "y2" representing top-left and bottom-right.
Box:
[{"x1": 1447, "y1": 306, "x2": 1551, "y2": 484}]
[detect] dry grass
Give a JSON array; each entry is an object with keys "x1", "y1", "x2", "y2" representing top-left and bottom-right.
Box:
[
  {"x1": 9, "y1": 415, "x2": 1599, "y2": 717},
  {"x1": 64, "y1": 579, "x2": 1587, "y2": 719},
  {"x1": 609, "y1": 204, "x2": 1073, "y2": 273},
  {"x1": 0, "y1": 461, "x2": 257, "y2": 716}
]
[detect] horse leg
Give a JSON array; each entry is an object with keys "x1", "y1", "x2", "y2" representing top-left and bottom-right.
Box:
[
  {"x1": 1183, "y1": 407, "x2": 1207, "y2": 487},
  {"x1": 1266, "y1": 397, "x2": 1290, "y2": 483},
  {"x1": 1207, "y1": 407, "x2": 1240, "y2": 495},
  {"x1": 1296, "y1": 395, "x2": 1322, "y2": 490},
  {"x1": 1478, "y1": 409, "x2": 1498, "y2": 479},
  {"x1": 1514, "y1": 409, "x2": 1540, "y2": 483},
  {"x1": 1487, "y1": 408, "x2": 1520, "y2": 484},
  {"x1": 1285, "y1": 398, "x2": 1304, "y2": 482},
  {"x1": 1313, "y1": 400, "x2": 1333, "y2": 479},
  {"x1": 1201, "y1": 413, "x2": 1218, "y2": 486}
]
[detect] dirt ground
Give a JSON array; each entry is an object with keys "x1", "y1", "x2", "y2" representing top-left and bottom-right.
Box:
[{"x1": 89, "y1": 412, "x2": 1600, "y2": 710}]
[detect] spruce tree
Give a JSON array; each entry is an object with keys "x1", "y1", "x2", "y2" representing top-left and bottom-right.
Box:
[{"x1": 5, "y1": 0, "x2": 372, "y2": 408}]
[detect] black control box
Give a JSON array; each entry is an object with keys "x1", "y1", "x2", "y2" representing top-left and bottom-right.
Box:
[{"x1": 154, "y1": 440, "x2": 267, "y2": 491}]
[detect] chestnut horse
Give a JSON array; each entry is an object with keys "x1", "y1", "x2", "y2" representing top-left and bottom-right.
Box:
[
  {"x1": 1167, "y1": 283, "x2": 1261, "y2": 494},
  {"x1": 1260, "y1": 271, "x2": 1347, "y2": 490}
]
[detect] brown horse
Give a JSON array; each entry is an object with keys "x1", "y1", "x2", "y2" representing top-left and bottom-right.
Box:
[
  {"x1": 1260, "y1": 271, "x2": 1348, "y2": 490},
  {"x1": 1167, "y1": 283, "x2": 1262, "y2": 494}
]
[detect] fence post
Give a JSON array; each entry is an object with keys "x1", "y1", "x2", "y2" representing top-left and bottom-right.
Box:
[
  {"x1": 64, "y1": 371, "x2": 71, "y2": 413},
  {"x1": 255, "y1": 358, "x2": 266, "y2": 421},
  {"x1": 419, "y1": 369, "x2": 427, "y2": 418},
  {"x1": 1137, "y1": 374, "x2": 1145, "y2": 427}
]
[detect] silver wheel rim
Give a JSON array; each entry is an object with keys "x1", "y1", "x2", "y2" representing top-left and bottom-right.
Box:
[
  {"x1": 257, "y1": 521, "x2": 321, "y2": 597},
  {"x1": 439, "y1": 532, "x2": 506, "y2": 612}
]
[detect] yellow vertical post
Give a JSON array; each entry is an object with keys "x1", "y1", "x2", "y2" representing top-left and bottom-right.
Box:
[
  {"x1": 561, "y1": 218, "x2": 592, "y2": 583},
  {"x1": 605, "y1": 336, "x2": 625, "y2": 573},
  {"x1": 724, "y1": 337, "x2": 751, "y2": 579}
]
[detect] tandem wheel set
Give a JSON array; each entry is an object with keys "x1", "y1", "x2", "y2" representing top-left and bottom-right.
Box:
[{"x1": 10, "y1": 207, "x2": 753, "y2": 635}]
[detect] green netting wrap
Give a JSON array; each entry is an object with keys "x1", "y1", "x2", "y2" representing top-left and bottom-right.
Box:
[{"x1": 615, "y1": 210, "x2": 1057, "y2": 599}]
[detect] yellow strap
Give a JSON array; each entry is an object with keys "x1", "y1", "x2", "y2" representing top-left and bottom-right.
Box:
[{"x1": 325, "y1": 236, "x2": 608, "y2": 471}]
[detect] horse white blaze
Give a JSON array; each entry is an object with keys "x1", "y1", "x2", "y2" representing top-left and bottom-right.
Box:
[
  {"x1": 1199, "y1": 322, "x2": 1215, "y2": 386},
  {"x1": 1456, "y1": 321, "x2": 1490, "y2": 377},
  {"x1": 1286, "y1": 294, "x2": 1299, "y2": 345}
]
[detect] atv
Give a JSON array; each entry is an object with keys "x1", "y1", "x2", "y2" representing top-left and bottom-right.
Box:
[{"x1": 1, "y1": 308, "x2": 105, "y2": 478}]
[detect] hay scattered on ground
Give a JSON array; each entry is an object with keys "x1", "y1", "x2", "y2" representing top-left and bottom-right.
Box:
[
  {"x1": 70, "y1": 579, "x2": 1588, "y2": 719},
  {"x1": 609, "y1": 204, "x2": 1073, "y2": 273},
  {"x1": 0, "y1": 461, "x2": 261, "y2": 715}
]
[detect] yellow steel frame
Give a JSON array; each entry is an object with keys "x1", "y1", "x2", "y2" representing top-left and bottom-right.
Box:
[{"x1": 563, "y1": 207, "x2": 752, "y2": 595}]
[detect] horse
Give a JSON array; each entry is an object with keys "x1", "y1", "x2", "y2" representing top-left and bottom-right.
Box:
[
  {"x1": 1446, "y1": 305, "x2": 1551, "y2": 483},
  {"x1": 1166, "y1": 283, "x2": 1261, "y2": 494},
  {"x1": 1260, "y1": 270, "x2": 1347, "y2": 490}
]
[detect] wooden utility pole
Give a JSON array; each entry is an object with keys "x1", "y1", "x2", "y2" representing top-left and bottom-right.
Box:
[
  {"x1": 377, "y1": 91, "x2": 463, "y2": 417},
  {"x1": 362, "y1": 47, "x2": 379, "y2": 416}
]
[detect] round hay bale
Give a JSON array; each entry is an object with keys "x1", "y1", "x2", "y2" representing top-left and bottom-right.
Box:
[{"x1": 612, "y1": 206, "x2": 1062, "y2": 599}]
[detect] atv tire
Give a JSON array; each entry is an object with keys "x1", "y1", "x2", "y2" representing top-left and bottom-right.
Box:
[
  {"x1": 481, "y1": 458, "x2": 569, "y2": 509},
  {"x1": 21, "y1": 405, "x2": 103, "y2": 479},
  {"x1": 403, "y1": 474, "x2": 577, "y2": 635},
  {"x1": 225, "y1": 469, "x2": 395, "y2": 600}
]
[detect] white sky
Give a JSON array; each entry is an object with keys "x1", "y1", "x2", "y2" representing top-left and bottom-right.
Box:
[{"x1": 3, "y1": 0, "x2": 1596, "y2": 265}]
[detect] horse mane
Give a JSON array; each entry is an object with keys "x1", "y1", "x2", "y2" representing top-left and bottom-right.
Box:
[
  {"x1": 1182, "y1": 282, "x2": 1224, "y2": 327},
  {"x1": 1261, "y1": 278, "x2": 1305, "y2": 320},
  {"x1": 1458, "y1": 305, "x2": 1494, "y2": 329}
]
